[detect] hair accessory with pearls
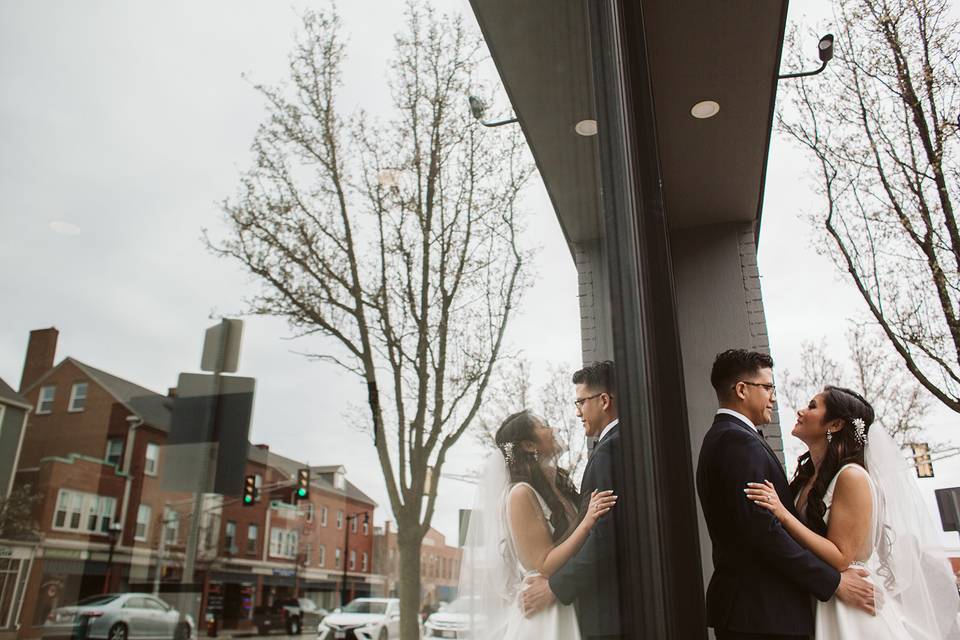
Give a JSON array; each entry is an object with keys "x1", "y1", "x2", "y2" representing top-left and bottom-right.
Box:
[
  {"x1": 501, "y1": 442, "x2": 515, "y2": 464},
  {"x1": 851, "y1": 417, "x2": 867, "y2": 446}
]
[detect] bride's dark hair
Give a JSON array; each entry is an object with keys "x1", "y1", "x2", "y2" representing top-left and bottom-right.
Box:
[
  {"x1": 790, "y1": 385, "x2": 875, "y2": 535},
  {"x1": 495, "y1": 410, "x2": 580, "y2": 542}
]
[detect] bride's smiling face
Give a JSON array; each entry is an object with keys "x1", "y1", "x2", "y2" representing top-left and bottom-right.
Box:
[
  {"x1": 523, "y1": 417, "x2": 560, "y2": 457},
  {"x1": 792, "y1": 392, "x2": 833, "y2": 444}
]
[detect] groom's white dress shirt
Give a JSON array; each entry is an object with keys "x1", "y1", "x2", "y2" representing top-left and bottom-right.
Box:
[
  {"x1": 715, "y1": 408, "x2": 761, "y2": 435},
  {"x1": 598, "y1": 418, "x2": 619, "y2": 442}
]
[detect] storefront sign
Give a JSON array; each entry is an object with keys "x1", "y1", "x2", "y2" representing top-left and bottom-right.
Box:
[
  {"x1": 42, "y1": 548, "x2": 85, "y2": 560},
  {"x1": 271, "y1": 568, "x2": 295, "y2": 577}
]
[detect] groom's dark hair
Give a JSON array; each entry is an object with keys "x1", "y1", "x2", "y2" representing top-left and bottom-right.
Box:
[
  {"x1": 572, "y1": 360, "x2": 617, "y2": 395},
  {"x1": 710, "y1": 349, "x2": 774, "y2": 400}
]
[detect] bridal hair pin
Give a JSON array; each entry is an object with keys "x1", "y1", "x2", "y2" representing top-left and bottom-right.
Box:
[
  {"x1": 501, "y1": 442, "x2": 515, "y2": 464},
  {"x1": 851, "y1": 417, "x2": 867, "y2": 446}
]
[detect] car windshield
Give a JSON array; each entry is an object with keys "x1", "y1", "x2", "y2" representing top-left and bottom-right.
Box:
[
  {"x1": 75, "y1": 595, "x2": 119, "y2": 607},
  {"x1": 341, "y1": 601, "x2": 387, "y2": 615}
]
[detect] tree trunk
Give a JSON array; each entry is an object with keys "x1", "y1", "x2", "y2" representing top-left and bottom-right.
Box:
[{"x1": 397, "y1": 524, "x2": 423, "y2": 640}]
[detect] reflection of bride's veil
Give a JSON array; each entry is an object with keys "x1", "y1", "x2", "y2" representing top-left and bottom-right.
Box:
[
  {"x1": 864, "y1": 424, "x2": 960, "y2": 638},
  {"x1": 458, "y1": 453, "x2": 519, "y2": 638}
]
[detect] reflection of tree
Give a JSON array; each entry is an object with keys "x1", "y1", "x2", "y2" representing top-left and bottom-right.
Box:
[
  {"x1": 475, "y1": 359, "x2": 587, "y2": 480},
  {"x1": 208, "y1": 4, "x2": 532, "y2": 636},
  {"x1": 778, "y1": 0, "x2": 960, "y2": 415},
  {"x1": 779, "y1": 326, "x2": 955, "y2": 465},
  {"x1": 0, "y1": 484, "x2": 40, "y2": 540}
]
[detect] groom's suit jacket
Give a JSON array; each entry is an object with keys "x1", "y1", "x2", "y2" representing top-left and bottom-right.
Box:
[
  {"x1": 696, "y1": 412, "x2": 840, "y2": 636},
  {"x1": 549, "y1": 423, "x2": 621, "y2": 638}
]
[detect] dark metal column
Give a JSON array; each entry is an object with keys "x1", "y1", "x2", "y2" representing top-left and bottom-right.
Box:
[{"x1": 587, "y1": 0, "x2": 707, "y2": 637}]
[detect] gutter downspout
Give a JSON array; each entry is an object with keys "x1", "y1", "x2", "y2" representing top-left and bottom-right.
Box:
[{"x1": 119, "y1": 415, "x2": 143, "y2": 543}]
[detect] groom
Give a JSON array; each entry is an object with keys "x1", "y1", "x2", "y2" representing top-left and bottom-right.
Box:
[
  {"x1": 697, "y1": 349, "x2": 875, "y2": 639},
  {"x1": 521, "y1": 361, "x2": 622, "y2": 639}
]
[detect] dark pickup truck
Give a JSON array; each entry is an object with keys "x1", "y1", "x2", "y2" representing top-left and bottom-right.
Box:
[{"x1": 253, "y1": 598, "x2": 326, "y2": 635}]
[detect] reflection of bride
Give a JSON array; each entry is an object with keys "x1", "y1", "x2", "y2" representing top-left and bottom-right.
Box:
[{"x1": 458, "y1": 411, "x2": 616, "y2": 640}]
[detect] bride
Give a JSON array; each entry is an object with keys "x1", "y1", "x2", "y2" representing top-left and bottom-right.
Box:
[
  {"x1": 745, "y1": 385, "x2": 960, "y2": 639},
  {"x1": 459, "y1": 410, "x2": 616, "y2": 639}
]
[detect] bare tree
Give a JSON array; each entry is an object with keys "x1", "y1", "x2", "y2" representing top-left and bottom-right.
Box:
[
  {"x1": 0, "y1": 484, "x2": 40, "y2": 540},
  {"x1": 779, "y1": 325, "x2": 954, "y2": 467},
  {"x1": 207, "y1": 4, "x2": 533, "y2": 636},
  {"x1": 474, "y1": 359, "x2": 588, "y2": 480},
  {"x1": 778, "y1": 0, "x2": 960, "y2": 415}
]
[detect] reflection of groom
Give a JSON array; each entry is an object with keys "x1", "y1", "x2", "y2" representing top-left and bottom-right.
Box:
[
  {"x1": 696, "y1": 349, "x2": 875, "y2": 640},
  {"x1": 521, "y1": 361, "x2": 622, "y2": 640}
]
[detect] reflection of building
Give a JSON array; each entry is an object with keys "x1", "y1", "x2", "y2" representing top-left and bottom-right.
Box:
[
  {"x1": 373, "y1": 523, "x2": 461, "y2": 605},
  {"x1": 7, "y1": 327, "x2": 382, "y2": 638},
  {"x1": 0, "y1": 376, "x2": 35, "y2": 640}
]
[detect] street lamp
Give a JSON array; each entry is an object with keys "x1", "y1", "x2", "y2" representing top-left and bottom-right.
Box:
[
  {"x1": 102, "y1": 522, "x2": 123, "y2": 593},
  {"x1": 341, "y1": 511, "x2": 370, "y2": 607},
  {"x1": 778, "y1": 34, "x2": 835, "y2": 80},
  {"x1": 467, "y1": 96, "x2": 518, "y2": 128}
]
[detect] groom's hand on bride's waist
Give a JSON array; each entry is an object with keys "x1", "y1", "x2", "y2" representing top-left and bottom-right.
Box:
[
  {"x1": 835, "y1": 567, "x2": 876, "y2": 615},
  {"x1": 520, "y1": 575, "x2": 556, "y2": 618}
]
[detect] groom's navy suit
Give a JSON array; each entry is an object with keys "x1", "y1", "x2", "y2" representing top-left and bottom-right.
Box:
[
  {"x1": 696, "y1": 412, "x2": 840, "y2": 638},
  {"x1": 550, "y1": 423, "x2": 621, "y2": 639}
]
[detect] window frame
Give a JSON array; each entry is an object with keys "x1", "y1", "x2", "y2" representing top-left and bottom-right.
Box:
[
  {"x1": 37, "y1": 386, "x2": 56, "y2": 414},
  {"x1": 105, "y1": 438, "x2": 124, "y2": 466},
  {"x1": 135, "y1": 504, "x2": 152, "y2": 542},
  {"x1": 246, "y1": 524, "x2": 258, "y2": 554},
  {"x1": 68, "y1": 382, "x2": 88, "y2": 412},
  {"x1": 52, "y1": 490, "x2": 115, "y2": 535},
  {"x1": 143, "y1": 442, "x2": 159, "y2": 476}
]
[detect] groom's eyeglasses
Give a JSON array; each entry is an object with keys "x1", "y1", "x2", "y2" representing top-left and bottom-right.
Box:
[
  {"x1": 737, "y1": 381, "x2": 777, "y2": 395},
  {"x1": 574, "y1": 392, "x2": 605, "y2": 409}
]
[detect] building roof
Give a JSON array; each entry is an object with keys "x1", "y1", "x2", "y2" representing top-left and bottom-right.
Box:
[{"x1": 0, "y1": 376, "x2": 31, "y2": 410}]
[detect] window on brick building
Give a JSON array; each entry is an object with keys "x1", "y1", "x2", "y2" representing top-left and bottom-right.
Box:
[
  {"x1": 350, "y1": 516, "x2": 357, "y2": 533},
  {"x1": 225, "y1": 521, "x2": 237, "y2": 552},
  {"x1": 363, "y1": 519, "x2": 369, "y2": 535},
  {"x1": 135, "y1": 504, "x2": 152, "y2": 541},
  {"x1": 337, "y1": 510, "x2": 343, "y2": 529},
  {"x1": 144, "y1": 442, "x2": 159, "y2": 475},
  {"x1": 304, "y1": 543, "x2": 311, "y2": 566},
  {"x1": 318, "y1": 544, "x2": 326, "y2": 567},
  {"x1": 335, "y1": 548, "x2": 341, "y2": 568},
  {"x1": 53, "y1": 490, "x2": 115, "y2": 534},
  {"x1": 105, "y1": 438, "x2": 123, "y2": 466},
  {"x1": 37, "y1": 385, "x2": 55, "y2": 414},
  {"x1": 68, "y1": 382, "x2": 87, "y2": 412},
  {"x1": 164, "y1": 508, "x2": 179, "y2": 545},
  {"x1": 349, "y1": 550, "x2": 356, "y2": 570},
  {"x1": 305, "y1": 503, "x2": 314, "y2": 523},
  {"x1": 362, "y1": 552, "x2": 368, "y2": 572},
  {"x1": 320, "y1": 506, "x2": 328, "y2": 526},
  {"x1": 247, "y1": 524, "x2": 258, "y2": 554}
]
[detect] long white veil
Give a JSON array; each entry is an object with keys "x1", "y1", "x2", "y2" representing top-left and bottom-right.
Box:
[
  {"x1": 865, "y1": 423, "x2": 960, "y2": 638},
  {"x1": 457, "y1": 452, "x2": 518, "y2": 639}
]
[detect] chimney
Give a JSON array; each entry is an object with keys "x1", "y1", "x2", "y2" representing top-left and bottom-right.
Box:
[
  {"x1": 20, "y1": 327, "x2": 59, "y2": 392},
  {"x1": 167, "y1": 387, "x2": 178, "y2": 398}
]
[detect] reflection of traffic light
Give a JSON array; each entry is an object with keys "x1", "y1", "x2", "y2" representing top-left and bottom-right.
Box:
[
  {"x1": 296, "y1": 468, "x2": 310, "y2": 500},
  {"x1": 243, "y1": 475, "x2": 258, "y2": 505}
]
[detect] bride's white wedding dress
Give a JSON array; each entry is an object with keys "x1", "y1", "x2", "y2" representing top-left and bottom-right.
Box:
[
  {"x1": 813, "y1": 463, "x2": 910, "y2": 638},
  {"x1": 500, "y1": 482, "x2": 582, "y2": 640}
]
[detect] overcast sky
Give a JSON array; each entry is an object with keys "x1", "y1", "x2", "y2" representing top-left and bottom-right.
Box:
[{"x1": 1, "y1": 0, "x2": 956, "y2": 548}]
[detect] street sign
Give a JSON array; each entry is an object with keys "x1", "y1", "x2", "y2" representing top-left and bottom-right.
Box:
[{"x1": 201, "y1": 319, "x2": 243, "y2": 373}]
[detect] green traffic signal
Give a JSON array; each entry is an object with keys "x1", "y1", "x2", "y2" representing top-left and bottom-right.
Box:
[
  {"x1": 297, "y1": 487, "x2": 307, "y2": 497},
  {"x1": 244, "y1": 495, "x2": 253, "y2": 504}
]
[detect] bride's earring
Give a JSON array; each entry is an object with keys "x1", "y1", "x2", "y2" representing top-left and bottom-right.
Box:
[
  {"x1": 826, "y1": 430, "x2": 833, "y2": 444},
  {"x1": 533, "y1": 449, "x2": 540, "y2": 462}
]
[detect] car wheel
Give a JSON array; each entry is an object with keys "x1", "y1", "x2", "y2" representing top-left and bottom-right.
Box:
[
  {"x1": 378, "y1": 628, "x2": 388, "y2": 640},
  {"x1": 173, "y1": 622, "x2": 191, "y2": 640},
  {"x1": 109, "y1": 623, "x2": 128, "y2": 640},
  {"x1": 287, "y1": 617, "x2": 301, "y2": 635}
]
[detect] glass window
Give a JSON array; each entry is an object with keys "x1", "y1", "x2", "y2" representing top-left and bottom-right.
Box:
[
  {"x1": 335, "y1": 548, "x2": 341, "y2": 569},
  {"x1": 350, "y1": 516, "x2": 357, "y2": 534},
  {"x1": 135, "y1": 504, "x2": 151, "y2": 541},
  {"x1": 246, "y1": 524, "x2": 258, "y2": 554},
  {"x1": 318, "y1": 544, "x2": 325, "y2": 567},
  {"x1": 105, "y1": 438, "x2": 123, "y2": 466},
  {"x1": 163, "y1": 508, "x2": 179, "y2": 545},
  {"x1": 349, "y1": 549, "x2": 355, "y2": 570},
  {"x1": 303, "y1": 542, "x2": 311, "y2": 565},
  {"x1": 363, "y1": 519, "x2": 369, "y2": 535},
  {"x1": 144, "y1": 442, "x2": 159, "y2": 475},
  {"x1": 362, "y1": 552, "x2": 368, "y2": 572},
  {"x1": 305, "y1": 503, "x2": 314, "y2": 522},
  {"x1": 320, "y1": 506, "x2": 328, "y2": 527},
  {"x1": 98, "y1": 497, "x2": 115, "y2": 533},
  {"x1": 54, "y1": 492, "x2": 68, "y2": 528},
  {"x1": 68, "y1": 382, "x2": 87, "y2": 412},
  {"x1": 69, "y1": 492, "x2": 83, "y2": 529},
  {"x1": 225, "y1": 521, "x2": 236, "y2": 552},
  {"x1": 37, "y1": 386, "x2": 55, "y2": 414},
  {"x1": 53, "y1": 490, "x2": 114, "y2": 534},
  {"x1": 336, "y1": 510, "x2": 343, "y2": 530}
]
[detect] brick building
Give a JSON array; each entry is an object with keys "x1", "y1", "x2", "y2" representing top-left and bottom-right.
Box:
[
  {"x1": 373, "y1": 523, "x2": 461, "y2": 606},
  {"x1": 3, "y1": 328, "x2": 381, "y2": 637}
]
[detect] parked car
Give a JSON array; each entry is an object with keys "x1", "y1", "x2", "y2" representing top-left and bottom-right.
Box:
[
  {"x1": 42, "y1": 593, "x2": 194, "y2": 640},
  {"x1": 423, "y1": 597, "x2": 480, "y2": 639},
  {"x1": 317, "y1": 598, "x2": 400, "y2": 640},
  {"x1": 253, "y1": 598, "x2": 326, "y2": 635}
]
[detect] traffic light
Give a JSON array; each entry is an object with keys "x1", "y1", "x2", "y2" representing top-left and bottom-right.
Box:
[
  {"x1": 296, "y1": 468, "x2": 310, "y2": 500},
  {"x1": 243, "y1": 474, "x2": 258, "y2": 505}
]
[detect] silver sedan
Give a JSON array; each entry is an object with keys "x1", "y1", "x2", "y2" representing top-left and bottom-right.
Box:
[{"x1": 43, "y1": 593, "x2": 194, "y2": 640}]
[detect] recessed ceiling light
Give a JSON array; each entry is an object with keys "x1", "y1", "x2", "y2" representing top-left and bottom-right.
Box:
[
  {"x1": 691, "y1": 100, "x2": 720, "y2": 119},
  {"x1": 574, "y1": 119, "x2": 598, "y2": 136},
  {"x1": 49, "y1": 221, "x2": 81, "y2": 235}
]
